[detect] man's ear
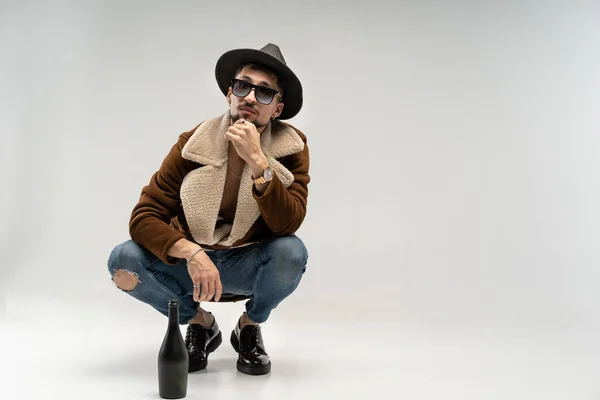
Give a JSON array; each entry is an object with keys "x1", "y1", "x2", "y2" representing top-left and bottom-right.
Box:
[
  {"x1": 273, "y1": 101, "x2": 284, "y2": 118},
  {"x1": 226, "y1": 88, "x2": 232, "y2": 104}
]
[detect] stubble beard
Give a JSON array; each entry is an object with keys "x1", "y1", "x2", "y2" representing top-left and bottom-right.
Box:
[{"x1": 229, "y1": 108, "x2": 268, "y2": 129}]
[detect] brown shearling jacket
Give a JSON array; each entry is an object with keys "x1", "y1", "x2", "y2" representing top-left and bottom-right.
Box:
[{"x1": 128, "y1": 113, "x2": 310, "y2": 265}]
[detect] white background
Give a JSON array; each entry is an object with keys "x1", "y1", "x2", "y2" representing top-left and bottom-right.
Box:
[{"x1": 2, "y1": 0, "x2": 600, "y2": 399}]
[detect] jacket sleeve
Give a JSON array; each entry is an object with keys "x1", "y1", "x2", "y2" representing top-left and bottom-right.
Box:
[
  {"x1": 129, "y1": 128, "x2": 199, "y2": 265},
  {"x1": 251, "y1": 128, "x2": 310, "y2": 235}
]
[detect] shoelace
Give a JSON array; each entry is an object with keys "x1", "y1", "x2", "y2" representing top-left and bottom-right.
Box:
[
  {"x1": 185, "y1": 325, "x2": 206, "y2": 348},
  {"x1": 240, "y1": 325, "x2": 262, "y2": 351}
]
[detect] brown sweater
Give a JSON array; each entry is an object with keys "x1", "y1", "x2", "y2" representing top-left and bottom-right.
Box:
[
  {"x1": 128, "y1": 115, "x2": 310, "y2": 265},
  {"x1": 219, "y1": 142, "x2": 245, "y2": 226}
]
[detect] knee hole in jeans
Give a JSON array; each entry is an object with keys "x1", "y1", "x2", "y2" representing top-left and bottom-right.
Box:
[{"x1": 112, "y1": 269, "x2": 140, "y2": 291}]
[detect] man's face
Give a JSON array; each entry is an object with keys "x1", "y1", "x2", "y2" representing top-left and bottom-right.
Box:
[{"x1": 227, "y1": 65, "x2": 284, "y2": 128}]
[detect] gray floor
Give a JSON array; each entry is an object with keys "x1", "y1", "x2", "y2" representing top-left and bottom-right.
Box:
[{"x1": 3, "y1": 296, "x2": 600, "y2": 400}]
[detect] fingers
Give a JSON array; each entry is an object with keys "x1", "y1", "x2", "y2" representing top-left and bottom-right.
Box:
[
  {"x1": 199, "y1": 278, "x2": 210, "y2": 302},
  {"x1": 227, "y1": 125, "x2": 245, "y2": 136},
  {"x1": 215, "y1": 277, "x2": 223, "y2": 302},
  {"x1": 201, "y1": 280, "x2": 215, "y2": 302},
  {"x1": 224, "y1": 131, "x2": 238, "y2": 142},
  {"x1": 230, "y1": 119, "x2": 255, "y2": 134},
  {"x1": 225, "y1": 126, "x2": 246, "y2": 145},
  {"x1": 193, "y1": 282, "x2": 201, "y2": 302},
  {"x1": 194, "y1": 273, "x2": 220, "y2": 303},
  {"x1": 188, "y1": 258, "x2": 221, "y2": 303}
]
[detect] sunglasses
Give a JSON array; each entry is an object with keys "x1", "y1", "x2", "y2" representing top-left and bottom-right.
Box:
[{"x1": 231, "y1": 79, "x2": 282, "y2": 105}]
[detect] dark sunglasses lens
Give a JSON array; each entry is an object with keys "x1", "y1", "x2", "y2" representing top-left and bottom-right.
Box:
[
  {"x1": 255, "y1": 87, "x2": 276, "y2": 104},
  {"x1": 232, "y1": 80, "x2": 251, "y2": 97}
]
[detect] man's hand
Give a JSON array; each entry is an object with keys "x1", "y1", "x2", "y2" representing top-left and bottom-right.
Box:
[
  {"x1": 225, "y1": 119, "x2": 269, "y2": 177},
  {"x1": 187, "y1": 250, "x2": 223, "y2": 302}
]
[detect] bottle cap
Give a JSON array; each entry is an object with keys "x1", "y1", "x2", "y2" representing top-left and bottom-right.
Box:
[{"x1": 168, "y1": 299, "x2": 180, "y2": 307}]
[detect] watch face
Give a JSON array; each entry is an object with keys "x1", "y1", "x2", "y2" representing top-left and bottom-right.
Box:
[{"x1": 264, "y1": 167, "x2": 273, "y2": 180}]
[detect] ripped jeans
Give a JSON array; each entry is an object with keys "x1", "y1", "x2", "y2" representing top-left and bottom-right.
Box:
[{"x1": 107, "y1": 235, "x2": 308, "y2": 324}]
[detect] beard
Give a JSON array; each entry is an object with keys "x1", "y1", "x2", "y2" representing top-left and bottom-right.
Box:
[{"x1": 229, "y1": 106, "x2": 268, "y2": 128}]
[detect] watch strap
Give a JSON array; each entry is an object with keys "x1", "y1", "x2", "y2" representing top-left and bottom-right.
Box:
[
  {"x1": 253, "y1": 165, "x2": 272, "y2": 185},
  {"x1": 253, "y1": 176, "x2": 268, "y2": 185}
]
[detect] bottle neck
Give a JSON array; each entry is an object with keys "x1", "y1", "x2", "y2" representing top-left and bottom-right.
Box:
[{"x1": 168, "y1": 305, "x2": 180, "y2": 327}]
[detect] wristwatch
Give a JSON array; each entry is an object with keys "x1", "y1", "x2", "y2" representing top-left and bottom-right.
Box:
[{"x1": 253, "y1": 166, "x2": 273, "y2": 185}]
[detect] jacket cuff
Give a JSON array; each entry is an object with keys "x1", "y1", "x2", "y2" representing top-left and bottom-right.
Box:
[
  {"x1": 131, "y1": 227, "x2": 186, "y2": 266},
  {"x1": 160, "y1": 232, "x2": 187, "y2": 265},
  {"x1": 251, "y1": 173, "x2": 295, "y2": 233},
  {"x1": 252, "y1": 172, "x2": 278, "y2": 200}
]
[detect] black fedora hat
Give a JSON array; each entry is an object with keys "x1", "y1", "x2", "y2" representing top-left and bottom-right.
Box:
[{"x1": 215, "y1": 43, "x2": 303, "y2": 120}]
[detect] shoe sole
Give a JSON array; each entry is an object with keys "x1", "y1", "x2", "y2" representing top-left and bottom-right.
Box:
[
  {"x1": 188, "y1": 331, "x2": 223, "y2": 372},
  {"x1": 230, "y1": 330, "x2": 271, "y2": 375}
]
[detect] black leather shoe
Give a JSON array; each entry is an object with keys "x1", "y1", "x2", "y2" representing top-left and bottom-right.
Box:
[
  {"x1": 230, "y1": 321, "x2": 271, "y2": 375},
  {"x1": 185, "y1": 315, "x2": 222, "y2": 372}
]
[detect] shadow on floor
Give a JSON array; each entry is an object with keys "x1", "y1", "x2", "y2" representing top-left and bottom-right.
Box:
[{"x1": 78, "y1": 347, "x2": 325, "y2": 383}]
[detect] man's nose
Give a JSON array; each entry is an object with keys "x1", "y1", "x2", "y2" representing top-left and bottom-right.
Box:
[{"x1": 244, "y1": 88, "x2": 257, "y2": 104}]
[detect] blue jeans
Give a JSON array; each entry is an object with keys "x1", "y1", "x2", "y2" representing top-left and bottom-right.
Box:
[{"x1": 107, "y1": 235, "x2": 308, "y2": 324}]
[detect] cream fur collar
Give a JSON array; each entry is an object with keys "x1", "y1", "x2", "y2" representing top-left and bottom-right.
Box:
[{"x1": 179, "y1": 113, "x2": 304, "y2": 247}]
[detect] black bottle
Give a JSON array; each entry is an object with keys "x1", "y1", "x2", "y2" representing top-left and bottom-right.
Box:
[{"x1": 158, "y1": 299, "x2": 189, "y2": 399}]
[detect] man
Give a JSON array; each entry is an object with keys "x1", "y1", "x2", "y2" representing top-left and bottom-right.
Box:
[{"x1": 107, "y1": 43, "x2": 309, "y2": 376}]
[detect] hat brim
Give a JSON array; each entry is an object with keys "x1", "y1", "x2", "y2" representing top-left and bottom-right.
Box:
[{"x1": 215, "y1": 48, "x2": 303, "y2": 120}]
